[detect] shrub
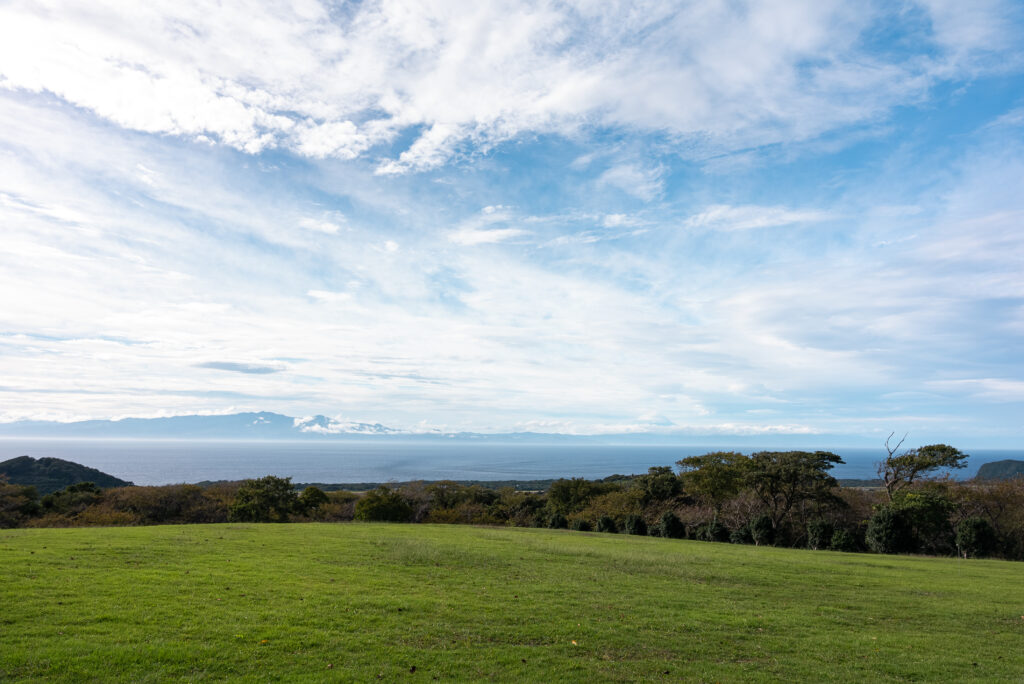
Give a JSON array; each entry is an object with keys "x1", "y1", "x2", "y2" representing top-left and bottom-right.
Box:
[
  {"x1": 955, "y1": 517, "x2": 997, "y2": 558},
  {"x1": 829, "y1": 527, "x2": 858, "y2": 552},
  {"x1": 749, "y1": 514, "x2": 774, "y2": 546},
  {"x1": 298, "y1": 486, "x2": 329, "y2": 514},
  {"x1": 865, "y1": 506, "x2": 914, "y2": 554},
  {"x1": 694, "y1": 520, "x2": 729, "y2": 542},
  {"x1": 570, "y1": 518, "x2": 592, "y2": 532},
  {"x1": 623, "y1": 514, "x2": 647, "y2": 536},
  {"x1": 354, "y1": 487, "x2": 413, "y2": 522},
  {"x1": 807, "y1": 518, "x2": 834, "y2": 550},
  {"x1": 729, "y1": 525, "x2": 753, "y2": 545},
  {"x1": 596, "y1": 515, "x2": 618, "y2": 533},
  {"x1": 547, "y1": 512, "x2": 568, "y2": 529},
  {"x1": 659, "y1": 511, "x2": 686, "y2": 539},
  {"x1": 229, "y1": 476, "x2": 300, "y2": 523}
]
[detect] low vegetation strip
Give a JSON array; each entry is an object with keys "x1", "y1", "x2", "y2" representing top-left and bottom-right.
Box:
[{"x1": 1, "y1": 524, "x2": 1022, "y2": 682}]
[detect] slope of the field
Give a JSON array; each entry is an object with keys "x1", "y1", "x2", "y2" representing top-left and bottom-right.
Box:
[{"x1": 1, "y1": 524, "x2": 1021, "y2": 682}]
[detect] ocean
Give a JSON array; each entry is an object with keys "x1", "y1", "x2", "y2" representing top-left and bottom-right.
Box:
[{"x1": 2, "y1": 439, "x2": 1021, "y2": 486}]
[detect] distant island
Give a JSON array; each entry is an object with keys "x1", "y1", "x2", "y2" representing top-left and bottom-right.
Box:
[{"x1": 976, "y1": 459, "x2": 1024, "y2": 480}]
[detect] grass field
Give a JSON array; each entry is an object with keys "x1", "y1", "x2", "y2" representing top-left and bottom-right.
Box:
[{"x1": 1, "y1": 523, "x2": 1022, "y2": 682}]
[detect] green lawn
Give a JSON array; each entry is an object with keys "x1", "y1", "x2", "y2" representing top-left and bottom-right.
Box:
[{"x1": 1, "y1": 524, "x2": 1021, "y2": 682}]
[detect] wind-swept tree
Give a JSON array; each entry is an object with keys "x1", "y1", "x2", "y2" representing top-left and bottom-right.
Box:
[{"x1": 878, "y1": 434, "x2": 968, "y2": 501}]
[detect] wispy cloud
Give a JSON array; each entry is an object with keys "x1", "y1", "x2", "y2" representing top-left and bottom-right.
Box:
[
  {"x1": 685, "y1": 204, "x2": 832, "y2": 231},
  {"x1": 196, "y1": 362, "x2": 285, "y2": 375}
]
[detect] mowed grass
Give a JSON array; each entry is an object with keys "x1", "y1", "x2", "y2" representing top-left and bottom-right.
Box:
[{"x1": 1, "y1": 524, "x2": 1022, "y2": 682}]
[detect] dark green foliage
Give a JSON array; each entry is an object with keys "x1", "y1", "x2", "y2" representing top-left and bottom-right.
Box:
[
  {"x1": 659, "y1": 511, "x2": 686, "y2": 539},
  {"x1": 570, "y1": 518, "x2": 592, "y2": 532},
  {"x1": 0, "y1": 455, "x2": 132, "y2": 494},
  {"x1": 228, "y1": 476, "x2": 300, "y2": 523},
  {"x1": 547, "y1": 512, "x2": 568, "y2": 529},
  {"x1": 829, "y1": 527, "x2": 859, "y2": 552},
  {"x1": 0, "y1": 478, "x2": 40, "y2": 528},
  {"x1": 866, "y1": 506, "x2": 916, "y2": 554},
  {"x1": 694, "y1": 520, "x2": 729, "y2": 542},
  {"x1": 297, "y1": 486, "x2": 329, "y2": 513},
  {"x1": 956, "y1": 517, "x2": 997, "y2": 558},
  {"x1": 895, "y1": 491, "x2": 955, "y2": 555},
  {"x1": 729, "y1": 524, "x2": 753, "y2": 545},
  {"x1": 596, "y1": 515, "x2": 618, "y2": 533},
  {"x1": 547, "y1": 478, "x2": 617, "y2": 515},
  {"x1": 41, "y1": 482, "x2": 103, "y2": 516},
  {"x1": 354, "y1": 486, "x2": 413, "y2": 522},
  {"x1": 807, "y1": 518, "x2": 834, "y2": 550},
  {"x1": 749, "y1": 514, "x2": 775, "y2": 546},
  {"x1": 745, "y1": 451, "x2": 844, "y2": 529},
  {"x1": 633, "y1": 466, "x2": 682, "y2": 504},
  {"x1": 623, "y1": 514, "x2": 647, "y2": 536}
]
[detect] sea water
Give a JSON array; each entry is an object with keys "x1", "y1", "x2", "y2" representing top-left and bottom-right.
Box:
[{"x1": 2, "y1": 439, "x2": 1020, "y2": 486}]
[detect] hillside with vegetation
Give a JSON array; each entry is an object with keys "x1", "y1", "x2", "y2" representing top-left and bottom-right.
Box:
[
  {"x1": 2, "y1": 523, "x2": 1022, "y2": 682},
  {"x1": 0, "y1": 455, "x2": 132, "y2": 494},
  {"x1": 3, "y1": 446, "x2": 1023, "y2": 560},
  {"x1": 976, "y1": 459, "x2": 1024, "y2": 480}
]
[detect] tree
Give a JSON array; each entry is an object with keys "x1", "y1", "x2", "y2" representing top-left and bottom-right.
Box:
[
  {"x1": 547, "y1": 478, "x2": 618, "y2": 515},
  {"x1": 659, "y1": 511, "x2": 686, "y2": 539},
  {"x1": 633, "y1": 466, "x2": 682, "y2": 504},
  {"x1": 354, "y1": 486, "x2": 413, "y2": 522},
  {"x1": 623, "y1": 514, "x2": 647, "y2": 536},
  {"x1": 229, "y1": 476, "x2": 300, "y2": 522},
  {"x1": 677, "y1": 452, "x2": 748, "y2": 520},
  {"x1": 596, "y1": 515, "x2": 618, "y2": 533},
  {"x1": 745, "y1": 451, "x2": 844, "y2": 530},
  {"x1": 955, "y1": 517, "x2": 997, "y2": 559},
  {"x1": 297, "y1": 486, "x2": 329, "y2": 514},
  {"x1": 878, "y1": 434, "x2": 968, "y2": 501}
]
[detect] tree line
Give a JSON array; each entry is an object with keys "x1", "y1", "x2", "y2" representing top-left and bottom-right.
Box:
[{"x1": 2, "y1": 444, "x2": 1022, "y2": 560}]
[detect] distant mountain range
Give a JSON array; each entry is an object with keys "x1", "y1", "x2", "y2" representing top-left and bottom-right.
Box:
[{"x1": 0, "y1": 411, "x2": 878, "y2": 446}]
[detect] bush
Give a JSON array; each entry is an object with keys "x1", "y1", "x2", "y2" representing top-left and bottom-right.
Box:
[
  {"x1": 694, "y1": 520, "x2": 729, "y2": 542},
  {"x1": 729, "y1": 525, "x2": 753, "y2": 545},
  {"x1": 623, "y1": 514, "x2": 647, "y2": 536},
  {"x1": 829, "y1": 527, "x2": 858, "y2": 552},
  {"x1": 596, "y1": 515, "x2": 618, "y2": 533},
  {"x1": 354, "y1": 487, "x2": 413, "y2": 522},
  {"x1": 229, "y1": 476, "x2": 300, "y2": 523},
  {"x1": 749, "y1": 514, "x2": 774, "y2": 546},
  {"x1": 570, "y1": 518, "x2": 592, "y2": 532},
  {"x1": 807, "y1": 518, "x2": 834, "y2": 550},
  {"x1": 297, "y1": 486, "x2": 329, "y2": 514},
  {"x1": 659, "y1": 511, "x2": 686, "y2": 539},
  {"x1": 956, "y1": 517, "x2": 997, "y2": 558},
  {"x1": 866, "y1": 506, "x2": 914, "y2": 554},
  {"x1": 547, "y1": 512, "x2": 568, "y2": 529}
]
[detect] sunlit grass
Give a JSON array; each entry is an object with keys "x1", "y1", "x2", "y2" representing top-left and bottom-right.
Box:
[{"x1": 1, "y1": 523, "x2": 1021, "y2": 681}]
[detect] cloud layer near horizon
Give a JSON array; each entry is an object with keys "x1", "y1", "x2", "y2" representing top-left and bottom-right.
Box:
[{"x1": 0, "y1": 1, "x2": 1023, "y2": 443}]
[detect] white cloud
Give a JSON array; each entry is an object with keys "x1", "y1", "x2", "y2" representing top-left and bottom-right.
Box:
[
  {"x1": 686, "y1": 204, "x2": 831, "y2": 231},
  {"x1": 0, "y1": 1, "x2": 1015, "y2": 172},
  {"x1": 449, "y1": 227, "x2": 528, "y2": 246},
  {"x1": 299, "y1": 217, "x2": 345, "y2": 234},
  {"x1": 597, "y1": 163, "x2": 664, "y2": 201}
]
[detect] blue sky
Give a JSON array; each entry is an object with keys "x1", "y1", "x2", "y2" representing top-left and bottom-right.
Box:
[{"x1": 0, "y1": 1, "x2": 1023, "y2": 444}]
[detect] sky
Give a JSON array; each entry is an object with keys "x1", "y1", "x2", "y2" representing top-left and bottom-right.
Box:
[{"x1": 0, "y1": 1, "x2": 1023, "y2": 444}]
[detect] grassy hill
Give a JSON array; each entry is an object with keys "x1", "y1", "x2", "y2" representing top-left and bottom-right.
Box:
[{"x1": 1, "y1": 524, "x2": 1021, "y2": 682}]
